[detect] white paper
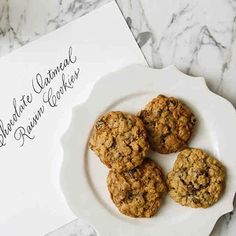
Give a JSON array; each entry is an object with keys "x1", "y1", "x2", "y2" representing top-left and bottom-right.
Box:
[{"x1": 0, "y1": 2, "x2": 147, "y2": 236}]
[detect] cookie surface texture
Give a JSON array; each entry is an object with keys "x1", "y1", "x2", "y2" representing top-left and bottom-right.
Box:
[
  {"x1": 107, "y1": 158, "x2": 167, "y2": 217},
  {"x1": 138, "y1": 95, "x2": 196, "y2": 154},
  {"x1": 167, "y1": 148, "x2": 226, "y2": 208},
  {"x1": 89, "y1": 111, "x2": 150, "y2": 172}
]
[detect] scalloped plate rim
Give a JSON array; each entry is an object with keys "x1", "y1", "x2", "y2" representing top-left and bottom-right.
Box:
[{"x1": 60, "y1": 64, "x2": 236, "y2": 236}]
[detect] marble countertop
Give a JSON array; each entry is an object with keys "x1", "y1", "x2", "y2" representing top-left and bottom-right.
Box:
[{"x1": 0, "y1": 0, "x2": 235, "y2": 235}]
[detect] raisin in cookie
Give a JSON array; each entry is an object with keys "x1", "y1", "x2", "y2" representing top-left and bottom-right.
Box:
[
  {"x1": 167, "y1": 148, "x2": 226, "y2": 208},
  {"x1": 138, "y1": 95, "x2": 196, "y2": 154},
  {"x1": 89, "y1": 111, "x2": 149, "y2": 172},
  {"x1": 107, "y1": 158, "x2": 167, "y2": 217}
]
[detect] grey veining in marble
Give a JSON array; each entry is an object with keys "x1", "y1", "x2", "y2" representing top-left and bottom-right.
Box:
[
  {"x1": 0, "y1": 0, "x2": 110, "y2": 54},
  {"x1": 117, "y1": 0, "x2": 236, "y2": 107},
  {"x1": 46, "y1": 219, "x2": 97, "y2": 236},
  {"x1": 0, "y1": 0, "x2": 236, "y2": 235}
]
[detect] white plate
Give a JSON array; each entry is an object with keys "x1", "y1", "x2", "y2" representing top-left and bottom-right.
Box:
[{"x1": 61, "y1": 65, "x2": 236, "y2": 236}]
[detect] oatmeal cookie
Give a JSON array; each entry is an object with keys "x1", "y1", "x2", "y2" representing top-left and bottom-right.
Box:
[
  {"x1": 107, "y1": 158, "x2": 167, "y2": 217},
  {"x1": 89, "y1": 111, "x2": 149, "y2": 172},
  {"x1": 167, "y1": 148, "x2": 226, "y2": 208},
  {"x1": 138, "y1": 95, "x2": 196, "y2": 154}
]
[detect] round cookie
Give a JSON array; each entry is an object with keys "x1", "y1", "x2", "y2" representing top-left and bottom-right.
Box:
[
  {"x1": 107, "y1": 158, "x2": 167, "y2": 218},
  {"x1": 89, "y1": 111, "x2": 150, "y2": 172},
  {"x1": 138, "y1": 95, "x2": 196, "y2": 154},
  {"x1": 167, "y1": 148, "x2": 226, "y2": 208}
]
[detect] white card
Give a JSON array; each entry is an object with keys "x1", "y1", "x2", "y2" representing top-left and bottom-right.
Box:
[{"x1": 0, "y1": 2, "x2": 147, "y2": 236}]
